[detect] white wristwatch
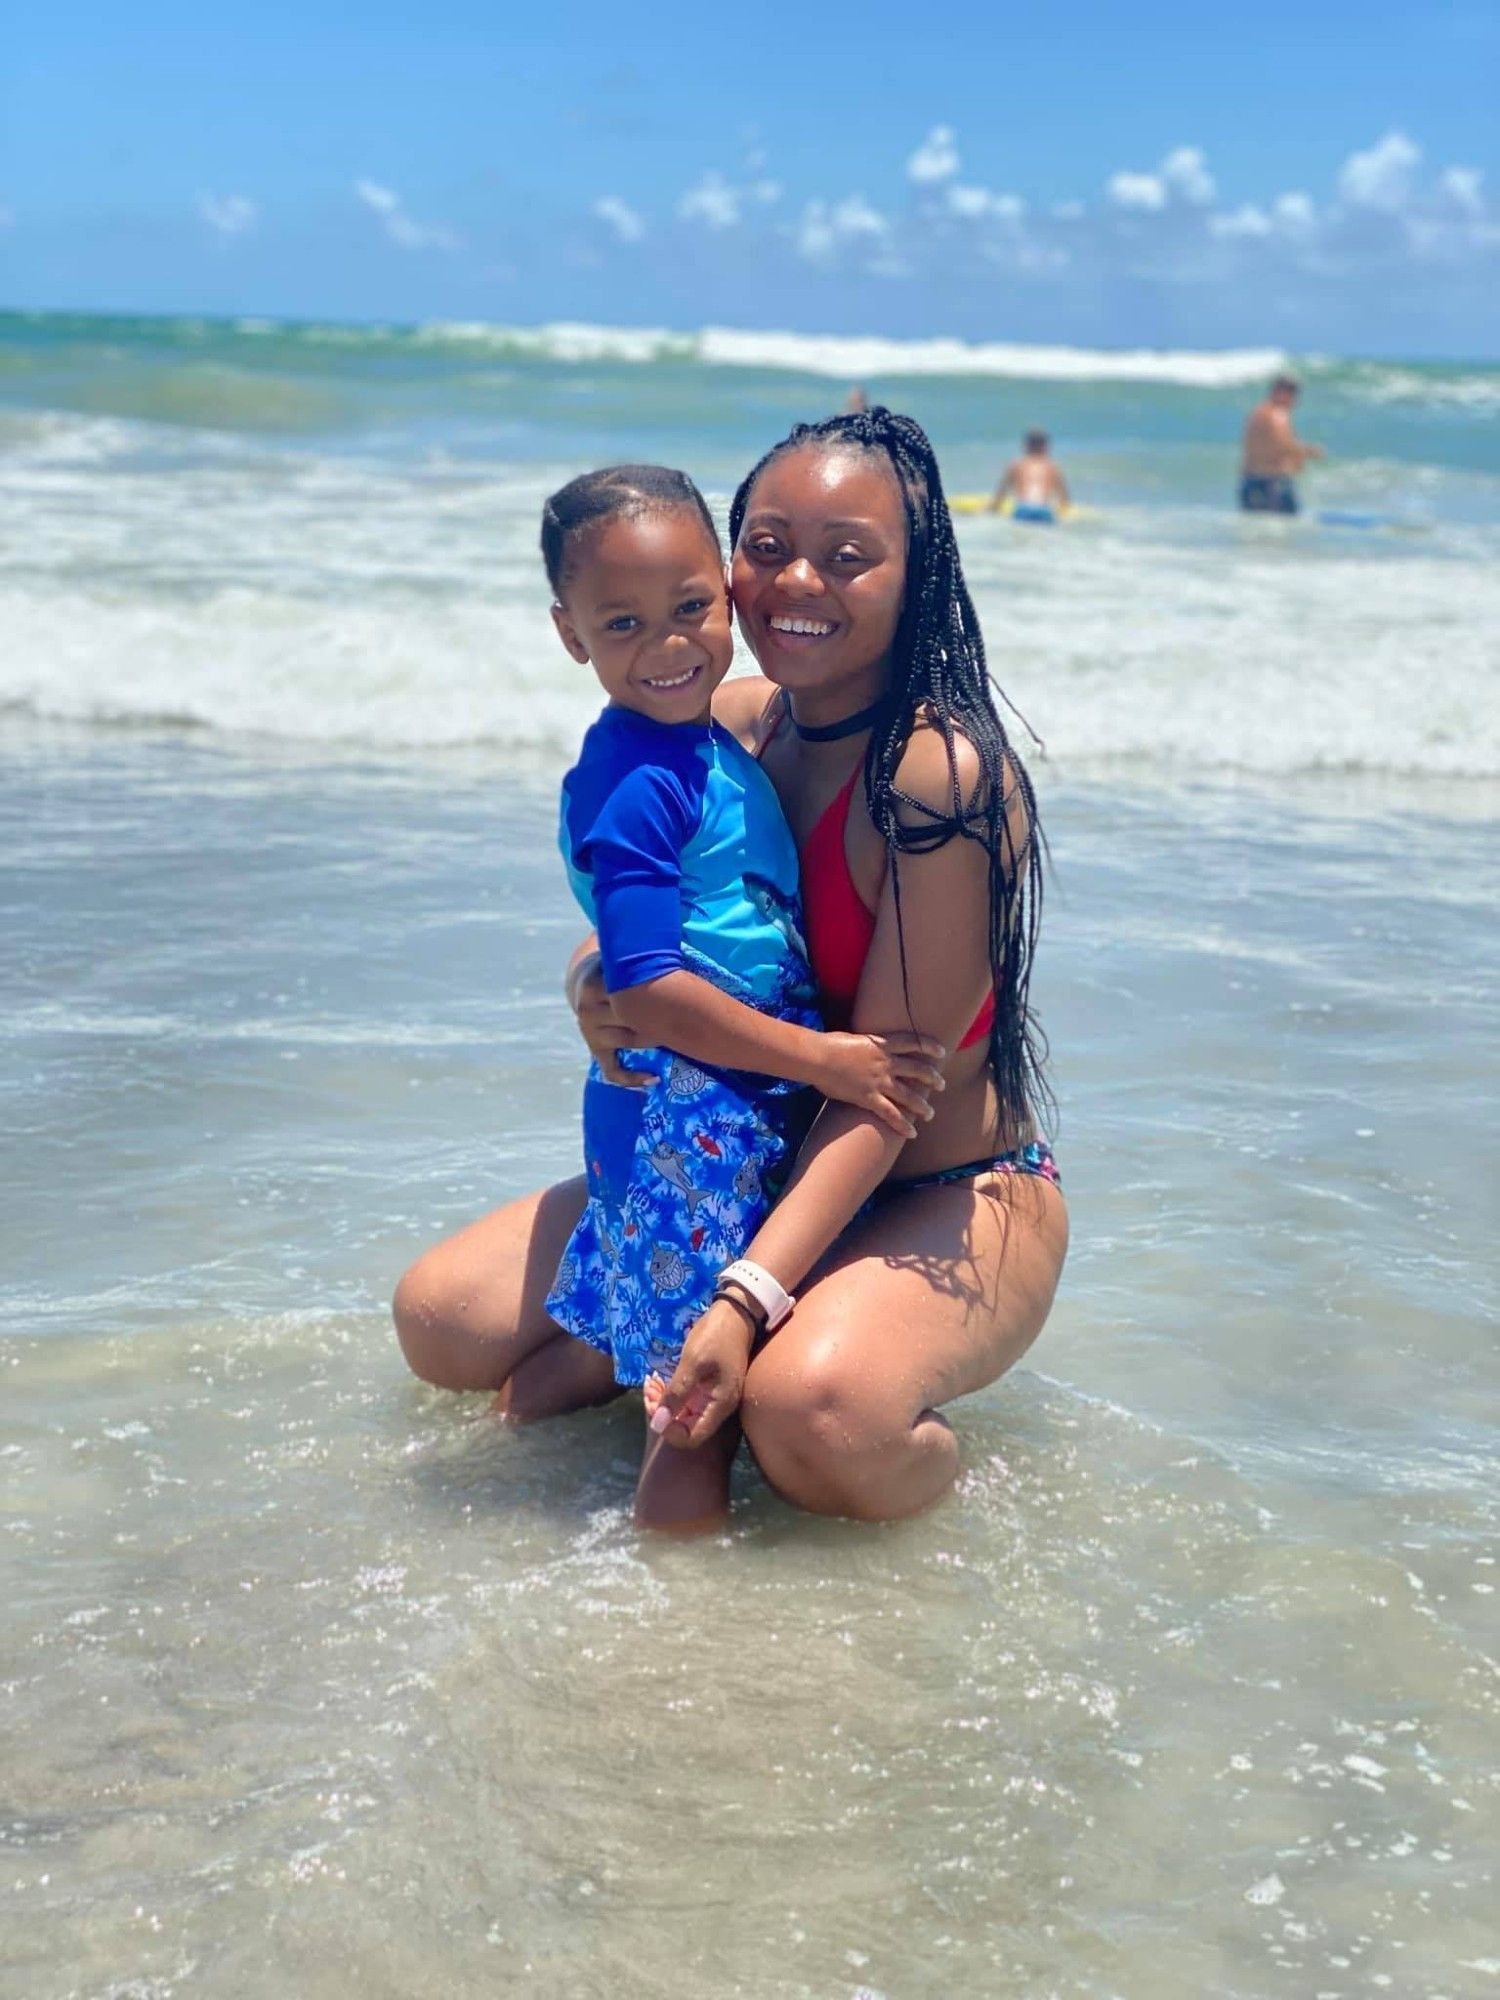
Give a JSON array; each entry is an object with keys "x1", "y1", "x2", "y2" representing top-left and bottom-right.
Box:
[{"x1": 715, "y1": 1259, "x2": 796, "y2": 1331}]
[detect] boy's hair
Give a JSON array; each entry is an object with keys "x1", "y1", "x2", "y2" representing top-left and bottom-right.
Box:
[
  {"x1": 729, "y1": 406, "x2": 1051, "y2": 1138},
  {"x1": 540, "y1": 464, "x2": 719, "y2": 595},
  {"x1": 1024, "y1": 429, "x2": 1049, "y2": 453}
]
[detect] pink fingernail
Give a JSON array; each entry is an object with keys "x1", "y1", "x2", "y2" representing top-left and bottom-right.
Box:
[{"x1": 649, "y1": 1407, "x2": 672, "y2": 1434}]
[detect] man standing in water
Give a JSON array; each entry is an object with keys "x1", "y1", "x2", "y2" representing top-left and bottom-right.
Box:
[
  {"x1": 1239, "y1": 374, "x2": 1325, "y2": 513},
  {"x1": 991, "y1": 430, "x2": 1070, "y2": 519}
]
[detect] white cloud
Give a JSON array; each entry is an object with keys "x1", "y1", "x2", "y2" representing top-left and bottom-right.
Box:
[
  {"x1": 679, "y1": 172, "x2": 741, "y2": 230},
  {"x1": 795, "y1": 205, "x2": 837, "y2": 261},
  {"x1": 1273, "y1": 191, "x2": 1317, "y2": 234},
  {"x1": 1440, "y1": 166, "x2": 1483, "y2": 217},
  {"x1": 1337, "y1": 130, "x2": 1420, "y2": 212},
  {"x1": 948, "y1": 184, "x2": 1025, "y2": 223},
  {"x1": 1161, "y1": 146, "x2": 1216, "y2": 205},
  {"x1": 592, "y1": 196, "x2": 644, "y2": 243},
  {"x1": 675, "y1": 170, "x2": 780, "y2": 230},
  {"x1": 946, "y1": 185, "x2": 989, "y2": 219},
  {"x1": 1109, "y1": 147, "x2": 1215, "y2": 213},
  {"x1": 1052, "y1": 200, "x2": 1084, "y2": 221},
  {"x1": 198, "y1": 193, "x2": 257, "y2": 237},
  {"x1": 1210, "y1": 203, "x2": 1272, "y2": 239},
  {"x1": 794, "y1": 194, "x2": 888, "y2": 262},
  {"x1": 1107, "y1": 171, "x2": 1166, "y2": 212},
  {"x1": 907, "y1": 125, "x2": 959, "y2": 185},
  {"x1": 831, "y1": 194, "x2": 886, "y2": 237},
  {"x1": 355, "y1": 179, "x2": 460, "y2": 252}
]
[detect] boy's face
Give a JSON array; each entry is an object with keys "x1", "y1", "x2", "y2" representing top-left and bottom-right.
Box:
[{"x1": 552, "y1": 509, "x2": 732, "y2": 726}]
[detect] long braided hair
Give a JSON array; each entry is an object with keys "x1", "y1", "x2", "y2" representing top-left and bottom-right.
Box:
[{"x1": 729, "y1": 407, "x2": 1051, "y2": 1138}]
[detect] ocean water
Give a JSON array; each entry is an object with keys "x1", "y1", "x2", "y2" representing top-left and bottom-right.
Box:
[{"x1": 2, "y1": 312, "x2": 1498, "y2": 1999}]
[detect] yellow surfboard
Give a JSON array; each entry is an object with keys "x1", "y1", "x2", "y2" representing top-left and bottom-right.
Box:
[{"x1": 949, "y1": 493, "x2": 1096, "y2": 522}]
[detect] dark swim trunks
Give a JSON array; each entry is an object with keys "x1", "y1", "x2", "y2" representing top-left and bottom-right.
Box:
[{"x1": 1239, "y1": 474, "x2": 1298, "y2": 515}]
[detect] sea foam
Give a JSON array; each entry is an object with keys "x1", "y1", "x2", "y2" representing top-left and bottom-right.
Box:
[{"x1": 409, "y1": 319, "x2": 1289, "y2": 388}]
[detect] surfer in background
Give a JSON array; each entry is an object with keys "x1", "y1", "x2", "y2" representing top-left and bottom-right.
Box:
[
  {"x1": 991, "y1": 430, "x2": 1070, "y2": 521},
  {"x1": 844, "y1": 385, "x2": 870, "y2": 414},
  {"x1": 1239, "y1": 374, "x2": 1325, "y2": 514}
]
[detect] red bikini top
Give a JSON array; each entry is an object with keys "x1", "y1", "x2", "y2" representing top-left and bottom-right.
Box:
[{"x1": 797, "y1": 755, "x2": 996, "y2": 1052}]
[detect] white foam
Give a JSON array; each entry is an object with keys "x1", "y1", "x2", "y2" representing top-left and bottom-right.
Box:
[
  {"x1": 3, "y1": 433, "x2": 1497, "y2": 787},
  {"x1": 697, "y1": 327, "x2": 1288, "y2": 387},
  {"x1": 409, "y1": 318, "x2": 1288, "y2": 388},
  {"x1": 1338, "y1": 363, "x2": 1500, "y2": 417}
]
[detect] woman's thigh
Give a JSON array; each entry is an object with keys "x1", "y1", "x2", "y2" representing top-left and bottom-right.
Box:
[
  {"x1": 740, "y1": 1173, "x2": 1068, "y2": 1519},
  {"x1": 392, "y1": 1176, "x2": 588, "y2": 1391}
]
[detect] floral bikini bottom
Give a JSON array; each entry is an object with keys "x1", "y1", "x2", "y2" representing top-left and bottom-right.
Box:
[{"x1": 855, "y1": 1138, "x2": 1060, "y2": 1221}]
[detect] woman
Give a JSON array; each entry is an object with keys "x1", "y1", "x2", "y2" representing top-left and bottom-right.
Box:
[{"x1": 393, "y1": 409, "x2": 1068, "y2": 1523}]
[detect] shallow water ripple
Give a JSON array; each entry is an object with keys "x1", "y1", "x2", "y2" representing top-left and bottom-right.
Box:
[{"x1": 3, "y1": 731, "x2": 1496, "y2": 1998}]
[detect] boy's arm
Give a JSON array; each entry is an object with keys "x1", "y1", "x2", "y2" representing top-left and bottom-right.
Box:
[
  {"x1": 990, "y1": 462, "x2": 1017, "y2": 509},
  {"x1": 610, "y1": 970, "x2": 942, "y2": 1140},
  {"x1": 584, "y1": 765, "x2": 941, "y2": 1131}
]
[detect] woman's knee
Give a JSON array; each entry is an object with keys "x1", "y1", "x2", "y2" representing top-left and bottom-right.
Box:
[
  {"x1": 391, "y1": 1251, "x2": 477, "y2": 1388},
  {"x1": 392, "y1": 1254, "x2": 440, "y2": 1376},
  {"x1": 742, "y1": 1342, "x2": 941, "y2": 1522}
]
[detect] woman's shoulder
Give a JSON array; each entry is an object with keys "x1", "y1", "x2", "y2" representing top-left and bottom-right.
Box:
[
  {"x1": 892, "y1": 715, "x2": 1033, "y2": 859},
  {"x1": 892, "y1": 713, "x2": 985, "y2": 819},
  {"x1": 712, "y1": 674, "x2": 779, "y2": 750}
]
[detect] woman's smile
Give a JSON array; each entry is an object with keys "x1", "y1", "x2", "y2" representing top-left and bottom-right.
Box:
[{"x1": 764, "y1": 612, "x2": 841, "y2": 646}]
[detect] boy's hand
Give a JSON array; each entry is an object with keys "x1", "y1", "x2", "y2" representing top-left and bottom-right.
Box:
[
  {"x1": 566, "y1": 951, "x2": 649, "y2": 1087},
  {"x1": 645, "y1": 1299, "x2": 756, "y2": 1448},
  {"x1": 808, "y1": 1029, "x2": 946, "y2": 1139}
]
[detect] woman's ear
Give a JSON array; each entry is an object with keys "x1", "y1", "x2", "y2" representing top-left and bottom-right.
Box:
[
  {"x1": 724, "y1": 561, "x2": 736, "y2": 623},
  {"x1": 550, "y1": 602, "x2": 591, "y2": 664}
]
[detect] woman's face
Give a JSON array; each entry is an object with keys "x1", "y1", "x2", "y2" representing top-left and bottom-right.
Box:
[{"x1": 731, "y1": 443, "x2": 908, "y2": 705}]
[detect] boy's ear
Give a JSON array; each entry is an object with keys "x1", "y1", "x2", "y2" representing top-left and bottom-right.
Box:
[{"x1": 551, "y1": 601, "x2": 591, "y2": 664}]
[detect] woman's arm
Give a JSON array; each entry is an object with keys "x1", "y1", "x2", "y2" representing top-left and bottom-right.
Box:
[
  {"x1": 652, "y1": 727, "x2": 1009, "y2": 1442},
  {"x1": 734, "y1": 727, "x2": 996, "y2": 1284},
  {"x1": 611, "y1": 971, "x2": 943, "y2": 1139}
]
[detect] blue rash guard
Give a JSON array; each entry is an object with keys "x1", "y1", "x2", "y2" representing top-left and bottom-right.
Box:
[{"x1": 545, "y1": 704, "x2": 820, "y2": 1386}]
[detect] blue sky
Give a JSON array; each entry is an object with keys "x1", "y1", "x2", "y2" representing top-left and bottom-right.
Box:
[{"x1": 4, "y1": 0, "x2": 1498, "y2": 355}]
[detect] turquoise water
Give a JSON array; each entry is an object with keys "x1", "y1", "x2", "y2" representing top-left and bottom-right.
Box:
[{"x1": 2, "y1": 311, "x2": 1497, "y2": 1998}]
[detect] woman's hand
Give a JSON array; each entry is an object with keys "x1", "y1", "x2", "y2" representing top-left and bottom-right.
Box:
[
  {"x1": 808, "y1": 1029, "x2": 946, "y2": 1139},
  {"x1": 644, "y1": 1298, "x2": 756, "y2": 1448},
  {"x1": 566, "y1": 949, "x2": 649, "y2": 1087}
]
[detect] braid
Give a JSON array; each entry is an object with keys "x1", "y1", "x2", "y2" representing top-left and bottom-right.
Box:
[{"x1": 730, "y1": 408, "x2": 1052, "y2": 1138}]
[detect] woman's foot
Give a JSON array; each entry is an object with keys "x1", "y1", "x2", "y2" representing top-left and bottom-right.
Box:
[{"x1": 633, "y1": 1414, "x2": 741, "y2": 1534}]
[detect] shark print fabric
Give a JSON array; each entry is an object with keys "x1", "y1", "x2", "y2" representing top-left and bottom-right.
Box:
[{"x1": 545, "y1": 1044, "x2": 812, "y2": 1387}]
